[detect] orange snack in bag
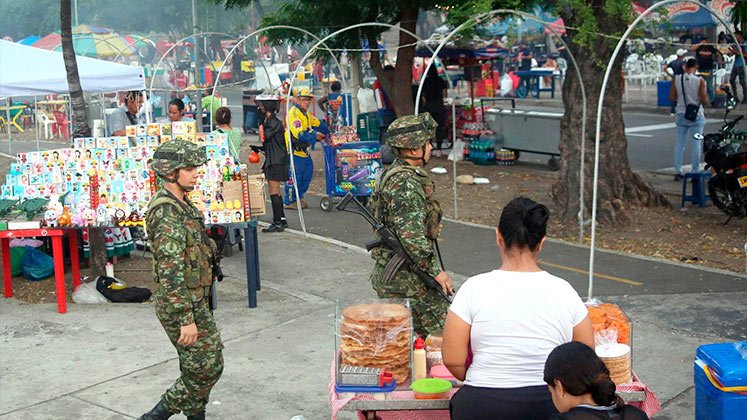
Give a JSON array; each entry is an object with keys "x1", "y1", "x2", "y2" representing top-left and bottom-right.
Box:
[{"x1": 586, "y1": 303, "x2": 630, "y2": 345}]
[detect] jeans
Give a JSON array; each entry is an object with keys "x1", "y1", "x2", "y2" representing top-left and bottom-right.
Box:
[
  {"x1": 703, "y1": 73, "x2": 715, "y2": 103},
  {"x1": 284, "y1": 155, "x2": 313, "y2": 204},
  {"x1": 674, "y1": 113, "x2": 705, "y2": 175},
  {"x1": 731, "y1": 66, "x2": 747, "y2": 102}
]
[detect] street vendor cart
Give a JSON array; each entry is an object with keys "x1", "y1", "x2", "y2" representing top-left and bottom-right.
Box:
[
  {"x1": 320, "y1": 140, "x2": 382, "y2": 212},
  {"x1": 484, "y1": 107, "x2": 562, "y2": 169}
]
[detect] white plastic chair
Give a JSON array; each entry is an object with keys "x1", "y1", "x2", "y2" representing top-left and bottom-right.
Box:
[{"x1": 36, "y1": 111, "x2": 55, "y2": 139}]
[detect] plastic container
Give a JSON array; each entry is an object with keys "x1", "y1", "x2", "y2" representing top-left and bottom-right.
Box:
[
  {"x1": 411, "y1": 378, "x2": 453, "y2": 400},
  {"x1": 694, "y1": 342, "x2": 747, "y2": 420},
  {"x1": 657, "y1": 80, "x2": 672, "y2": 107},
  {"x1": 336, "y1": 379, "x2": 398, "y2": 401}
]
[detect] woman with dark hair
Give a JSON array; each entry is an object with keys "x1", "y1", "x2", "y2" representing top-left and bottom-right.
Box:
[
  {"x1": 256, "y1": 95, "x2": 288, "y2": 233},
  {"x1": 544, "y1": 342, "x2": 649, "y2": 419},
  {"x1": 442, "y1": 196, "x2": 594, "y2": 420},
  {"x1": 165, "y1": 98, "x2": 195, "y2": 123},
  {"x1": 212, "y1": 106, "x2": 242, "y2": 162}
]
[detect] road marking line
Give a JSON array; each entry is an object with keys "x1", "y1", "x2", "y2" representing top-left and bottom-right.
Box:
[
  {"x1": 538, "y1": 260, "x2": 643, "y2": 286},
  {"x1": 626, "y1": 133, "x2": 653, "y2": 138},
  {"x1": 624, "y1": 119, "x2": 720, "y2": 133},
  {"x1": 0, "y1": 152, "x2": 14, "y2": 158}
]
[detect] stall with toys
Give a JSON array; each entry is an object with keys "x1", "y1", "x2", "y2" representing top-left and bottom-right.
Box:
[
  {"x1": 330, "y1": 299, "x2": 660, "y2": 420},
  {"x1": 0, "y1": 119, "x2": 266, "y2": 311},
  {"x1": 320, "y1": 127, "x2": 382, "y2": 212}
]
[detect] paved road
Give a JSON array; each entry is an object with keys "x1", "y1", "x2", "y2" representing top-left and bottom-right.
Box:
[{"x1": 258, "y1": 194, "x2": 747, "y2": 300}]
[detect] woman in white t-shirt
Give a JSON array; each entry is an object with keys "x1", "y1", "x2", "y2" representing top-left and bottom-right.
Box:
[{"x1": 442, "y1": 196, "x2": 594, "y2": 420}]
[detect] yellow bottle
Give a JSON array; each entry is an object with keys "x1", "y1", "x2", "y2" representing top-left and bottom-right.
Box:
[{"x1": 413, "y1": 336, "x2": 427, "y2": 381}]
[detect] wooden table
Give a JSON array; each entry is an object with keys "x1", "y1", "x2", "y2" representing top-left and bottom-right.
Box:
[{"x1": 1, "y1": 228, "x2": 81, "y2": 313}]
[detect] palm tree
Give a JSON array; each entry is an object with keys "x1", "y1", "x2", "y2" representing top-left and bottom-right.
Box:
[{"x1": 61, "y1": 0, "x2": 106, "y2": 277}]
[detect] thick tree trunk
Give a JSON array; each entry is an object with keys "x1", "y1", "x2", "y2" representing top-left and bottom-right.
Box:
[
  {"x1": 61, "y1": 0, "x2": 105, "y2": 277},
  {"x1": 60, "y1": 0, "x2": 91, "y2": 138},
  {"x1": 553, "y1": 2, "x2": 669, "y2": 227}
]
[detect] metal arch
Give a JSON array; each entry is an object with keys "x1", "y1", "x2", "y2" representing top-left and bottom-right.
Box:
[
  {"x1": 210, "y1": 25, "x2": 350, "y2": 131},
  {"x1": 417, "y1": 8, "x2": 589, "y2": 243},
  {"x1": 590, "y1": 0, "x2": 743, "y2": 300},
  {"x1": 284, "y1": 22, "x2": 454, "y2": 235},
  {"x1": 148, "y1": 32, "x2": 241, "y2": 95}
]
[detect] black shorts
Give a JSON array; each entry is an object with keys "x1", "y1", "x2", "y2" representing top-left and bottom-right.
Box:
[
  {"x1": 450, "y1": 384, "x2": 557, "y2": 420},
  {"x1": 264, "y1": 164, "x2": 289, "y2": 182}
]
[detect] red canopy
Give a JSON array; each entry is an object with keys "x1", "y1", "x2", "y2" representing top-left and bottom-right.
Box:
[{"x1": 544, "y1": 18, "x2": 567, "y2": 35}]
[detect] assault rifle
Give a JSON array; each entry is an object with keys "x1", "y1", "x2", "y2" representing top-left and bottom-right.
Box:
[{"x1": 336, "y1": 192, "x2": 452, "y2": 303}]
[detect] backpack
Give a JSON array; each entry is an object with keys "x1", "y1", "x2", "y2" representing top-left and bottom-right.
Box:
[{"x1": 95, "y1": 276, "x2": 152, "y2": 303}]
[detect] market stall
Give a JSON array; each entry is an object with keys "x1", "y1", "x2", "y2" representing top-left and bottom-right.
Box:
[
  {"x1": 328, "y1": 300, "x2": 659, "y2": 420},
  {"x1": 0, "y1": 120, "x2": 264, "y2": 311}
]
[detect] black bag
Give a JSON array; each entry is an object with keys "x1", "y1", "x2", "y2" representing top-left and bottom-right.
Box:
[
  {"x1": 681, "y1": 74, "x2": 700, "y2": 121},
  {"x1": 96, "y1": 276, "x2": 152, "y2": 303}
]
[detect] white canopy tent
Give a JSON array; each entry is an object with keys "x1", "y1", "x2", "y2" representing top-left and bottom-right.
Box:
[
  {"x1": 0, "y1": 40, "x2": 145, "y2": 96},
  {"x1": 0, "y1": 40, "x2": 146, "y2": 153}
]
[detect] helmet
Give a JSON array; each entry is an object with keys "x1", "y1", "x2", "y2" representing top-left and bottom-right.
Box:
[
  {"x1": 150, "y1": 139, "x2": 207, "y2": 179},
  {"x1": 296, "y1": 88, "x2": 314, "y2": 98},
  {"x1": 385, "y1": 113, "x2": 437, "y2": 149}
]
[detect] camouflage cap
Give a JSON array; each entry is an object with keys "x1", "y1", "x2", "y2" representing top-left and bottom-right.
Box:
[
  {"x1": 385, "y1": 113, "x2": 437, "y2": 149},
  {"x1": 150, "y1": 139, "x2": 207, "y2": 179}
]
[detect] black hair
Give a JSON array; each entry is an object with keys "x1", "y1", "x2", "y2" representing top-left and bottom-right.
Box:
[
  {"x1": 331, "y1": 81, "x2": 341, "y2": 92},
  {"x1": 168, "y1": 98, "x2": 185, "y2": 111},
  {"x1": 384, "y1": 65, "x2": 395, "y2": 72},
  {"x1": 215, "y1": 106, "x2": 231, "y2": 125},
  {"x1": 544, "y1": 342, "x2": 623, "y2": 408},
  {"x1": 498, "y1": 196, "x2": 549, "y2": 251},
  {"x1": 685, "y1": 58, "x2": 698, "y2": 69},
  {"x1": 259, "y1": 100, "x2": 278, "y2": 114}
]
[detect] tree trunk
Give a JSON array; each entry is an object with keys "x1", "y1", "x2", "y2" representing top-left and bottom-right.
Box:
[
  {"x1": 60, "y1": 0, "x2": 91, "y2": 138},
  {"x1": 61, "y1": 0, "x2": 105, "y2": 277},
  {"x1": 552, "y1": 2, "x2": 669, "y2": 227},
  {"x1": 366, "y1": 3, "x2": 419, "y2": 117}
]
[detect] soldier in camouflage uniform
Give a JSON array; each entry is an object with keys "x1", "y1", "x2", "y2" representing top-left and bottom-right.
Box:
[
  {"x1": 139, "y1": 139, "x2": 223, "y2": 420},
  {"x1": 369, "y1": 113, "x2": 454, "y2": 337}
]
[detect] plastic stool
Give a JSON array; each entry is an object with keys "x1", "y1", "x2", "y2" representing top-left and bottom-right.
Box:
[{"x1": 681, "y1": 171, "x2": 712, "y2": 208}]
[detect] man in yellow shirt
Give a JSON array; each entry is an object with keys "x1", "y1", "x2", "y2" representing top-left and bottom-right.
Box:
[{"x1": 284, "y1": 88, "x2": 329, "y2": 209}]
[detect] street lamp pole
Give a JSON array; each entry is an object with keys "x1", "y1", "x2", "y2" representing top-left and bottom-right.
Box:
[
  {"x1": 192, "y1": 0, "x2": 202, "y2": 124},
  {"x1": 73, "y1": 0, "x2": 79, "y2": 26}
]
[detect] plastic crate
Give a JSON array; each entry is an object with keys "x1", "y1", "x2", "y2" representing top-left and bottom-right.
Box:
[
  {"x1": 694, "y1": 342, "x2": 747, "y2": 420},
  {"x1": 357, "y1": 112, "x2": 379, "y2": 142}
]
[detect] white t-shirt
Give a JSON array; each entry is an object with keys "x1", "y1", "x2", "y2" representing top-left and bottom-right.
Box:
[{"x1": 449, "y1": 270, "x2": 588, "y2": 388}]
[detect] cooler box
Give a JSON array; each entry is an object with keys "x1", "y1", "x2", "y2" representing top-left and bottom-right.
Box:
[
  {"x1": 694, "y1": 342, "x2": 747, "y2": 420},
  {"x1": 657, "y1": 80, "x2": 673, "y2": 107}
]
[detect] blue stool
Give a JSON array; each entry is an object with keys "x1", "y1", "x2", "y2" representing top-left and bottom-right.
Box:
[{"x1": 681, "y1": 171, "x2": 712, "y2": 208}]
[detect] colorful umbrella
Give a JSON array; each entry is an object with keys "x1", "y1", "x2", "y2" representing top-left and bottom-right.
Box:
[
  {"x1": 32, "y1": 24, "x2": 136, "y2": 58},
  {"x1": 17, "y1": 35, "x2": 40, "y2": 46}
]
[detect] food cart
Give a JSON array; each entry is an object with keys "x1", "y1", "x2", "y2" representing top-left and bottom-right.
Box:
[{"x1": 484, "y1": 107, "x2": 562, "y2": 169}]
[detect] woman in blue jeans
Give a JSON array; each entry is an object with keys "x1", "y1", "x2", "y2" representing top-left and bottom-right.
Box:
[{"x1": 670, "y1": 58, "x2": 708, "y2": 181}]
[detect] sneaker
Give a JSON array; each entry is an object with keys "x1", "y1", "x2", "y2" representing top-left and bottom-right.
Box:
[
  {"x1": 279, "y1": 218, "x2": 288, "y2": 228},
  {"x1": 261, "y1": 223, "x2": 285, "y2": 233},
  {"x1": 300, "y1": 199, "x2": 309, "y2": 209},
  {"x1": 284, "y1": 202, "x2": 298, "y2": 210},
  {"x1": 674, "y1": 174, "x2": 684, "y2": 181}
]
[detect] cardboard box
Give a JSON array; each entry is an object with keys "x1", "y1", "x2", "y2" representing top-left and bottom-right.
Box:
[{"x1": 246, "y1": 174, "x2": 266, "y2": 217}]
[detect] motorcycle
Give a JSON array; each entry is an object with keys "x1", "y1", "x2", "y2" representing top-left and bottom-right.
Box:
[{"x1": 698, "y1": 98, "x2": 747, "y2": 224}]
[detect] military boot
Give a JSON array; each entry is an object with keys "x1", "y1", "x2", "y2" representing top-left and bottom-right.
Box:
[
  {"x1": 186, "y1": 411, "x2": 205, "y2": 420},
  {"x1": 137, "y1": 400, "x2": 174, "y2": 420}
]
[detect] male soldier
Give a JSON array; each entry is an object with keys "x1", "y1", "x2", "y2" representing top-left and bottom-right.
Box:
[
  {"x1": 284, "y1": 88, "x2": 329, "y2": 209},
  {"x1": 369, "y1": 113, "x2": 454, "y2": 337},
  {"x1": 139, "y1": 139, "x2": 223, "y2": 420}
]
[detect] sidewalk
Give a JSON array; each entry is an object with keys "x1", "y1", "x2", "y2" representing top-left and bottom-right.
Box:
[{"x1": 1, "y1": 228, "x2": 745, "y2": 419}]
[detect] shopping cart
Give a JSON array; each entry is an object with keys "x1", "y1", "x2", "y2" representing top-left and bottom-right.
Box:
[{"x1": 320, "y1": 141, "x2": 382, "y2": 212}]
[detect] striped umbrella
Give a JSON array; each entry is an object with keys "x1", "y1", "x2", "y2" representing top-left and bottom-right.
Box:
[{"x1": 32, "y1": 24, "x2": 136, "y2": 58}]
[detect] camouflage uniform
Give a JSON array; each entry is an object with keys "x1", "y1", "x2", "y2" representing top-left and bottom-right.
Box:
[
  {"x1": 369, "y1": 114, "x2": 448, "y2": 337},
  {"x1": 145, "y1": 140, "x2": 223, "y2": 418}
]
